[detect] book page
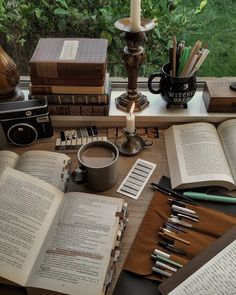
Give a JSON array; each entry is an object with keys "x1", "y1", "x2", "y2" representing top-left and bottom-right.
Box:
[
  {"x1": 167, "y1": 239, "x2": 236, "y2": 295},
  {"x1": 15, "y1": 150, "x2": 70, "y2": 191},
  {"x1": 27, "y1": 192, "x2": 124, "y2": 295},
  {"x1": 165, "y1": 122, "x2": 235, "y2": 189},
  {"x1": 217, "y1": 119, "x2": 236, "y2": 183},
  {"x1": 0, "y1": 150, "x2": 19, "y2": 176},
  {"x1": 0, "y1": 167, "x2": 64, "y2": 286}
]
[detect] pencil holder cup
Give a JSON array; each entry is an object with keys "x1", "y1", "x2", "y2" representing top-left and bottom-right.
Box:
[{"x1": 148, "y1": 63, "x2": 197, "y2": 109}]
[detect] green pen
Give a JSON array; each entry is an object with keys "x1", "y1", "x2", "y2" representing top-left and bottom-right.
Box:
[
  {"x1": 151, "y1": 254, "x2": 183, "y2": 268},
  {"x1": 183, "y1": 191, "x2": 236, "y2": 203}
]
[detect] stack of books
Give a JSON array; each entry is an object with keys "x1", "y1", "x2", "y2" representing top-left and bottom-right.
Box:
[{"x1": 28, "y1": 38, "x2": 110, "y2": 116}]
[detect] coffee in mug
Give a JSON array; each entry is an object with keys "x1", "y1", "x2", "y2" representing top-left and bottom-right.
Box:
[
  {"x1": 74, "y1": 140, "x2": 119, "y2": 191},
  {"x1": 80, "y1": 146, "x2": 116, "y2": 168}
]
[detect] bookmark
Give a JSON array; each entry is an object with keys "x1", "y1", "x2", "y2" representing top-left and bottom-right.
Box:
[{"x1": 117, "y1": 159, "x2": 156, "y2": 199}]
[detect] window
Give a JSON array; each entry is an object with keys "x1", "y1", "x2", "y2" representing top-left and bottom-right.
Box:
[{"x1": 0, "y1": 0, "x2": 235, "y2": 77}]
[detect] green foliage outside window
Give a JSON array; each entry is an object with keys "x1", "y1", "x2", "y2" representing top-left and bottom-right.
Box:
[{"x1": 0, "y1": 0, "x2": 235, "y2": 77}]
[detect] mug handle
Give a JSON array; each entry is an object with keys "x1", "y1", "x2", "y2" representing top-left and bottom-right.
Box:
[
  {"x1": 71, "y1": 166, "x2": 87, "y2": 183},
  {"x1": 148, "y1": 72, "x2": 163, "y2": 94}
]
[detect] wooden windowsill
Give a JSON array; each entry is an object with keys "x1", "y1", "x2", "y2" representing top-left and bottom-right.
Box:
[{"x1": 20, "y1": 77, "x2": 236, "y2": 128}]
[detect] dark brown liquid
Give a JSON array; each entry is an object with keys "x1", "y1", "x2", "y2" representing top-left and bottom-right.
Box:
[{"x1": 81, "y1": 146, "x2": 115, "y2": 168}]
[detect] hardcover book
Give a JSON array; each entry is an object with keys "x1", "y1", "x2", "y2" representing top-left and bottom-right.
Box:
[
  {"x1": 29, "y1": 73, "x2": 110, "y2": 98},
  {"x1": 29, "y1": 38, "x2": 108, "y2": 86},
  {"x1": 0, "y1": 166, "x2": 127, "y2": 295}
]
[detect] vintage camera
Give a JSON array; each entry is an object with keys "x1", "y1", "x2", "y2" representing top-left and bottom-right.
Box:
[{"x1": 0, "y1": 98, "x2": 53, "y2": 146}]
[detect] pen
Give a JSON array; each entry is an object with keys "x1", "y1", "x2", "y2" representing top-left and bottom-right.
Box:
[
  {"x1": 154, "y1": 248, "x2": 170, "y2": 258},
  {"x1": 172, "y1": 208, "x2": 198, "y2": 219},
  {"x1": 151, "y1": 183, "x2": 172, "y2": 196},
  {"x1": 152, "y1": 254, "x2": 183, "y2": 268},
  {"x1": 155, "y1": 260, "x2": 177, "y2": 272},
  {"x1": 150, "y1": 183, "x2": 198, "y2": 205},
  {"x1": 152, "y1": 266, "x2": 172, "y2": 277},
  {"x1": 159, "y1": 241, "x2": 186, "y2": 255},
  {"x1": 177, "y1": 213, "x2": 199, "y2": 222},
  {"x1": 183, "y1": 191, "x2": 236, "y2": 203},
  {"x1": 165, "y1": 221, "x2": 187, "y2": 233},
  {"x1": 172, "y1": 204, "x2": 196, "y2": 215},
  {"x1": 168, "y1": 217, "x2": 193, "y2": 228}
]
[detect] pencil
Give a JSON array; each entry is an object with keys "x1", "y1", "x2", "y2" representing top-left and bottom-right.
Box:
[
  {"x1": 189, "y1": 48, "x2": 210, "y2": 76},
  {"x1": 159, "y1": 231, "x2": 190, "y2": 245},
  {"x1": 172, "y1": 36, "x2": 177, "y2": 77},
  {"x1": 180, "y1": 40, "x2": 202, "y2": 77}
]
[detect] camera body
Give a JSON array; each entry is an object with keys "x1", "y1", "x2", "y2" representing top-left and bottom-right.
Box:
[{"x1": 0, "y1": 98, "x2": 53, "y2": 146}]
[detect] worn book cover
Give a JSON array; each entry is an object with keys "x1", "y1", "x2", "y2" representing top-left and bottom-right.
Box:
[
  {"x1": 29, "y1": 74, "x2": 111, "y2": 105},
  {"x1": 29, "y1": 38, "x2": 108, "y2": 86},
  {"x1": 29, "y1": 73, "x2": 110, "y2": 97}
]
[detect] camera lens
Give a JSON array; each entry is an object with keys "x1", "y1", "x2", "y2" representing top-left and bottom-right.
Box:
[{"x1": 7, "y1": 123, "x2": 38, "y2": 146}]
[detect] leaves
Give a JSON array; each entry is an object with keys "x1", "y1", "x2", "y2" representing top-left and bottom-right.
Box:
[
  {"x1": 195, "y1": 0, "x2": 208, "y2": 14},
  {"x1": 0, "y1": 0, "x2": 234, "y2": 77},
  {"x1": 54, "y1": 8, "x2": 69, "y2": 15}
]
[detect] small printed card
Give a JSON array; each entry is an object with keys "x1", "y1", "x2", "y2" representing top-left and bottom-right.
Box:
[{"x1": 117, "y1": 159, "x2": 156, "y2": 199}]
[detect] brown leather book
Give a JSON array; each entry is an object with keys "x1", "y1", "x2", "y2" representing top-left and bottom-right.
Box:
[
  {"x1": 29, "y1": 38, "x2": 108, "y2": 84},
  {"x1": 30, "y1": 75, "x2": 105, "y2": 86},
  {"x1": 29, "y1": 73, "x2": 110, "y2": 95}
]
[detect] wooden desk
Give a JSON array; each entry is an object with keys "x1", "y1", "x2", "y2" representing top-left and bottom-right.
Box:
[{"x1": 1, "y1": 129, "x2": 168, "y2": 295}]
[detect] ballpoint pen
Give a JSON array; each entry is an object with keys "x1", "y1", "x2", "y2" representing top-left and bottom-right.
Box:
[
  {"x1": 150, "y1": 182, "x2": 198, "y2": 205},
  {"x1": 164, "y1": 221, "x2": 187, "y2": 233}
]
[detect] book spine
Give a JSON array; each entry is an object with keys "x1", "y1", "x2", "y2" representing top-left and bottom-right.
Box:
[
  {"x1": 29, "y1": 62, "x2": 107, "y2": 79},
  {"x1": 29, "y1": 93, "x2": 109, "y2": 105},
  {"x1": 48, "y1": 104, "x2": 109, "y2": 116},
  {"x1": 30, "y1": 76, "x2": 105, "y2": 87}
]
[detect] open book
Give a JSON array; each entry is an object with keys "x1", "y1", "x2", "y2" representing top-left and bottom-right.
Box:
[
  {"x1": 159, "y1": 225, "x2": 236, "y2": 295},
  {"x1": 164, "y1": 118, "x2": 236, "y2": 190},
  {"x1": 0, "y1": 150, "x2": 70, "y2": 191},
  {"x1": 0, "y1": 167, "x2": 127, "y2": 295}
]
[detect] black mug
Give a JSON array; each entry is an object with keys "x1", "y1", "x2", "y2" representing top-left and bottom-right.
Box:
[{"x1": 148, "y1": 63, "x2": 197, "y2": 108}]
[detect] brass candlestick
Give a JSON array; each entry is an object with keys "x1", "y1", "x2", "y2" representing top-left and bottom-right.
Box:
[
  {"x1": 115, "y1": 128, "x2": 153, "y2": 156},
  {"x1": 115, "y1": 18, "x2": 155, "y2": 112}
]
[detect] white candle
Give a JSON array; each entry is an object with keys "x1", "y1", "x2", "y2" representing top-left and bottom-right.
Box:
[
  {"x1": 130, "y1": 0, "x2": 141, "y2": 32},
  {"x1": 126, "y1": 103, "x2": 135, "y2": 134}
]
